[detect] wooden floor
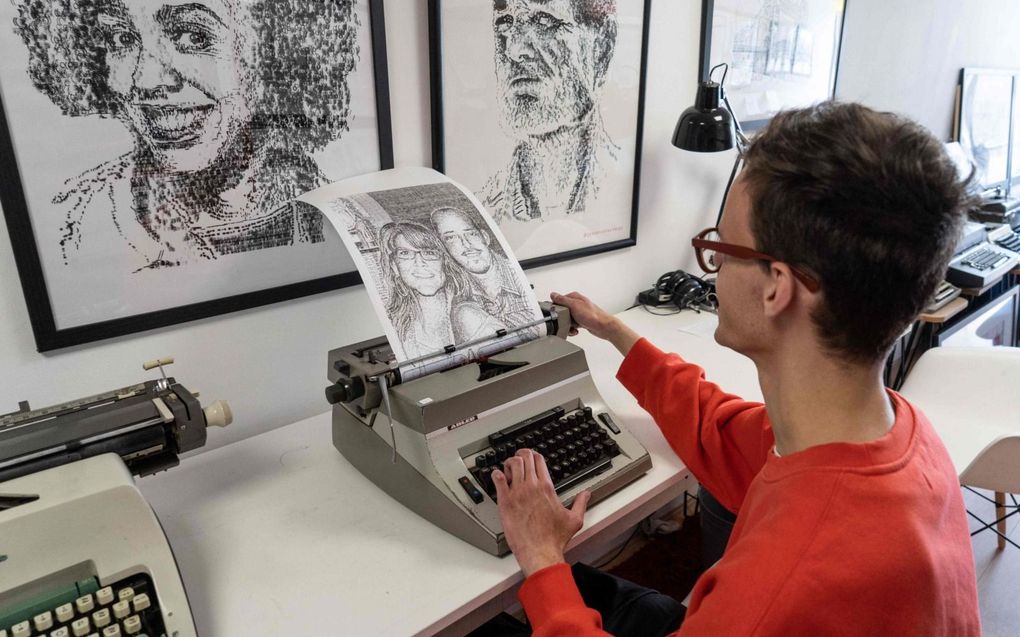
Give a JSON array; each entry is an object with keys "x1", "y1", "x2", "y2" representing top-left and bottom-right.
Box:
[
  {"x1": 965, "y1": 488, "x2": 1020, "y2": 637},
  {"x1": 605, "y1": 507, "x2": 703, "y2": 602}
]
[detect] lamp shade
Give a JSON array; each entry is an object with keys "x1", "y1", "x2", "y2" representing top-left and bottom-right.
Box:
[{"x1": 672, "y1": 81, "x2": 736, "y2": 152}]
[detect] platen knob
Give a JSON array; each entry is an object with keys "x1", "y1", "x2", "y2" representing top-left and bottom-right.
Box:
[
  {"x1": 203, "y1": 400, "x2": 233, "y2": 428},
  {"x1": 325, "y1": 378, "x2": 365, "y2": 405},
  {"x1": 325, "y1": 383, "x2": 347, "y2": 405}
]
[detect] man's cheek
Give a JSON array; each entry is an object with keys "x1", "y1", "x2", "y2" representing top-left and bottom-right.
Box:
[
  {"x1": 494, "y1": 39, "x2": 510, "y2": 69},
  {"x1": 570, "y1": 40, "x2": 599, "y2": 88},
  {"x1": 557, "y1": 45, "x2": 589, "y2": 82},
  {"x1": 535, "y1": 37, "x2": 571, "y2": 70}
]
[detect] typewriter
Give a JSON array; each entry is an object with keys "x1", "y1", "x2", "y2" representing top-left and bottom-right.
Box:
[
  {"x1": 989, "y1": 223, "x2": 1020, "y2": 255},
  {"x1": 923, "y1": 280, "x2": 962, "y2": 314},
  {"x1": 325, "y1": 303, "x2": 651, "y2": 556},
  {"x1": 0, "y1": 359, "x2": 231, "y2": 637},
  {"x1": 945, "y1": 221, "x2": 1019, "y2": 289},
  {"x1": 968, "y1": 196, "x2": 1020, "y2": 227},
  {"x1": 946, "y1": 243, "x2": 1019, "y2": 289}
]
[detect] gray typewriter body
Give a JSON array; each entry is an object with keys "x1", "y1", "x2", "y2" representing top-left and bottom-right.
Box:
[
  {"x1": 0, "y1": 359, "x2": 230, "y2": 637},
  {"x1": 326, "y1": 305, "x2": 652, "y2": 556}
]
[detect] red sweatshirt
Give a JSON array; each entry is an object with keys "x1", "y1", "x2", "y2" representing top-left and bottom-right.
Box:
[{"x1": 519, "y1": 339, "x2": 980, "y2": 636}]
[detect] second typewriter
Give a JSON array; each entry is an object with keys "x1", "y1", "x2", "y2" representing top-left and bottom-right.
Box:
[
  {"x1": 945, "y1": 221, "x2": 1019, "y2": 289},
  {"x1": 1, "y1": 358, "x2": 231, "y2": 637},
  {"x1": 325, "y1": 303, "x2": 652, "y2": 556}
]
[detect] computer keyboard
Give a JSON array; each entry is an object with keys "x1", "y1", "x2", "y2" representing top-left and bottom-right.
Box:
[
  {"x1": 469, "y1": 405, "x2": 621, "y2": 501},
  {"x1": 0, "y1": 574, "x2": 165, "y2": 637}
]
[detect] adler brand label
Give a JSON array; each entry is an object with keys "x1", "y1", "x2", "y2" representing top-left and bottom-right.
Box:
[{"x1": 449, "y1": 415, "x2": 478, "y2": 431}]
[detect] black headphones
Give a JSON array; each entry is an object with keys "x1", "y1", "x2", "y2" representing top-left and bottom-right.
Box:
[{"x1": 653, "y1": 270, "x2": 716, "y2": 311}]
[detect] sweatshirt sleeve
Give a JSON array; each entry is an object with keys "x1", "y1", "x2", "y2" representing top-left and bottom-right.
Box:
[
  {"x1": 616, "y1": 338, "x2": 772, "y2": 513},
  {"x1": 518, "y1": 563, "x2": 613, "y2": 637}
]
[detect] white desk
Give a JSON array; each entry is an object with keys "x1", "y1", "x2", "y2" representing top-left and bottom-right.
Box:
[{"x1": 138, "y1": 308, "x2": 760, "y2": 636}]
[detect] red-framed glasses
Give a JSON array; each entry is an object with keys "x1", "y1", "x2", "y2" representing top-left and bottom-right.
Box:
[{"x1": 691, "y1": 227, "x2": 820, "y2": 293}]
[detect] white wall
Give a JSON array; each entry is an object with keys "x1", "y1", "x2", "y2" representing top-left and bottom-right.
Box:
[
  {"x1": 837, "y1": 0, "x2": 1020, "y2": 139},
  {"x1": 0, "y1": 0, "x2": 728, "y2": 453}
]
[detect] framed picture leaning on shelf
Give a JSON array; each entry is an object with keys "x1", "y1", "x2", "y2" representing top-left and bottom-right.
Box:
[
  {"x1": 0, "y1": 0, "x2": 393, "y2": 351},
  {"x1": 429, "y1": 0, "x2": 651, "y2": 268},
  {"x1": 701, "y1": 0, "x2": 847, "y2": 130}
]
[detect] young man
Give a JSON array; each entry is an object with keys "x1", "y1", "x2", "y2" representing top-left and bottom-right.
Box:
[{"x1": 490, "y1": 102, "x2": 981, "y2": 635}]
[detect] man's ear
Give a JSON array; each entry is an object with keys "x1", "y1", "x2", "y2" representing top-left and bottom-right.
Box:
[{"x1": 762, "y1": 262, "x2": 796, "y2": 319}]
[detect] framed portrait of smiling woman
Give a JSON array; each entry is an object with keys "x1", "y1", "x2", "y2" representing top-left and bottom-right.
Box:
[
  {"x1": 0, "y1": 0, "x2": 393, "y2": 351},
  {"x1": 429, "y1": 0, "x2": 650, "y2": 269}
]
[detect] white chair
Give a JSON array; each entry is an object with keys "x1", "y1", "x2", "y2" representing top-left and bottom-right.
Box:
[{"x1": 900, "y1": 346, "x2": 1020, "y2": 550}]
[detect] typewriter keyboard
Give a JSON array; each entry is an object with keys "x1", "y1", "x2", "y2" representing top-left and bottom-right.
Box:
[
  {"x1": 959, "y1": 247, "x2": 1010, "y2": 271},
  {"x1": 0, "y1": 574, "x2": 166, "y2": 637},
  {"x1": 469, "y1": 405, "x2": 620, "y2": 500},
  {"x1": 995, "y1": 230, "x2": 1020, "y2": 253}
]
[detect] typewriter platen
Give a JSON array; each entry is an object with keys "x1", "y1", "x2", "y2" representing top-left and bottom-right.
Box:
[
  {"x1": 0, "y1": 358, "x2": 231, "y2": 637},
  {"x1": 325, "y1": 304, "x2": 652, "y2": 556}
]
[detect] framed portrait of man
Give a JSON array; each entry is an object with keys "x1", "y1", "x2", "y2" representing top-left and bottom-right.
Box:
[
  {"x1": 0, "y1": 0, "x2": 394, "y2": 351},
  {"x1": 429, "y1": 0, "x2": 651, "y2": 268},
  {"x1": 700, "y1": 0, "x2": 847, "y2": 130}
]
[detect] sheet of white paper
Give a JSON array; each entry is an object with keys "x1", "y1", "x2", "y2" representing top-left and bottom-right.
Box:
[
  {"x1": 676, "y1": 313, "x2": 719, "y2": 339},
  {"x1": 299, "y1": 168, "x2": 544, "y2": 381}
]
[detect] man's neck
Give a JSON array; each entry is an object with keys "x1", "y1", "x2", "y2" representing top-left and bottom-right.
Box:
[
  {"x1": 756, "y1": 345, "x2": 895, "y2": 456},
  {"x1": 516, "y1": 118, "x2": 597, "y2": 213}
]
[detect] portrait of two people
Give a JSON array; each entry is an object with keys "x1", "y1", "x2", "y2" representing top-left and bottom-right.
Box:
[{"x1": 339, "y1": 184, "x2": 540, "y2": 361}]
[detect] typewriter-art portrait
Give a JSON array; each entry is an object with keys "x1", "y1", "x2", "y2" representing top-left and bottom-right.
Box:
[
  {"x1": 14, "y1": 0, "x2": 360, "y2": 271},
  {"x1": 432, "y1": 0, "x2": 645, "y2": 266},
  {"x1": 338, "y1": 183, "x2": 540, "y2": 361},
  {"x1": 479, "y1": 0, "x2": 621, "y2": 223}
]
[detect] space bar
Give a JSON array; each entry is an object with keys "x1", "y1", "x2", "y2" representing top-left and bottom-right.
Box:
[{"x1": 555, "y1": 457, "x2": 613, "y2": 495}]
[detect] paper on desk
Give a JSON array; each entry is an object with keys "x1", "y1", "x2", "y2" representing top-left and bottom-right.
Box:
[
  {"x1": 675, "y1": 312, "x2": 720, "y2": 338},
  {"x1": 299, "y1": 167, "x2": 543, "y2": 381}
]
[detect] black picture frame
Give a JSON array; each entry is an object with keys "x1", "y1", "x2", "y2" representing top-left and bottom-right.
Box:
[
  {"x1": 699, "y1": 0, "x2": 848, "y2": 131},
  {"x1": 428, "y1": 0, "x2": 650, "y2": 270},
  {"x1": 0, "y1": 0, "x2": 393, "y2": 352}
]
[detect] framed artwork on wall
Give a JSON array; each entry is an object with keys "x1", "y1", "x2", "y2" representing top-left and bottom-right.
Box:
[
  {"x1": 700, "y1": 0, "x2": 847, "y2": 130},
  {"x1": 0, "y1": 0, "x2": 393, "y2": 351},
  {"x1": 429, "y1": 0, "x2": 651, "y2": 269}
]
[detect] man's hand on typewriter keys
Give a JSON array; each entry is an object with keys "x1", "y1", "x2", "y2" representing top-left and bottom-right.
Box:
[
  {"x1": 493, "y1": 448, "x2": 591, "y2": 577},
  {"x1": 551, "y1": 291, "x2": 640, "y2": 356}
]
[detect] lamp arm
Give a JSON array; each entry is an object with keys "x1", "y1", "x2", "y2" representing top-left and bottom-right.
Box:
[
  {"x1": 715, "y1": 152, "x2": 743, "y2": 227},
  {"x1": 722, "y1": 93, "x2": 750, "y2": 152},
  {"x1": 714, "y1": 92, "x2": 747, "y2": 226}
]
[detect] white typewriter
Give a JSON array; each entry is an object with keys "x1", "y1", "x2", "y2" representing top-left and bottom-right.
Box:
[
  {"x1": 325, "y1": 303, "x2": 651, "y2": 556},
  {"x1": 0, "y1": 359, "x2": 231, "y2": 637}
]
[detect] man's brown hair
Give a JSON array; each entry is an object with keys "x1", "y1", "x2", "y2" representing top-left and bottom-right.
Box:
[{"x1": 741, "y1": 101, "x2": 973, "y2": 364}]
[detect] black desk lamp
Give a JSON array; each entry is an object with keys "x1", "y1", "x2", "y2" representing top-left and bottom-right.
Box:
[{"x1": 673, "y1": 63, "x2": 749, "y2": 226}]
